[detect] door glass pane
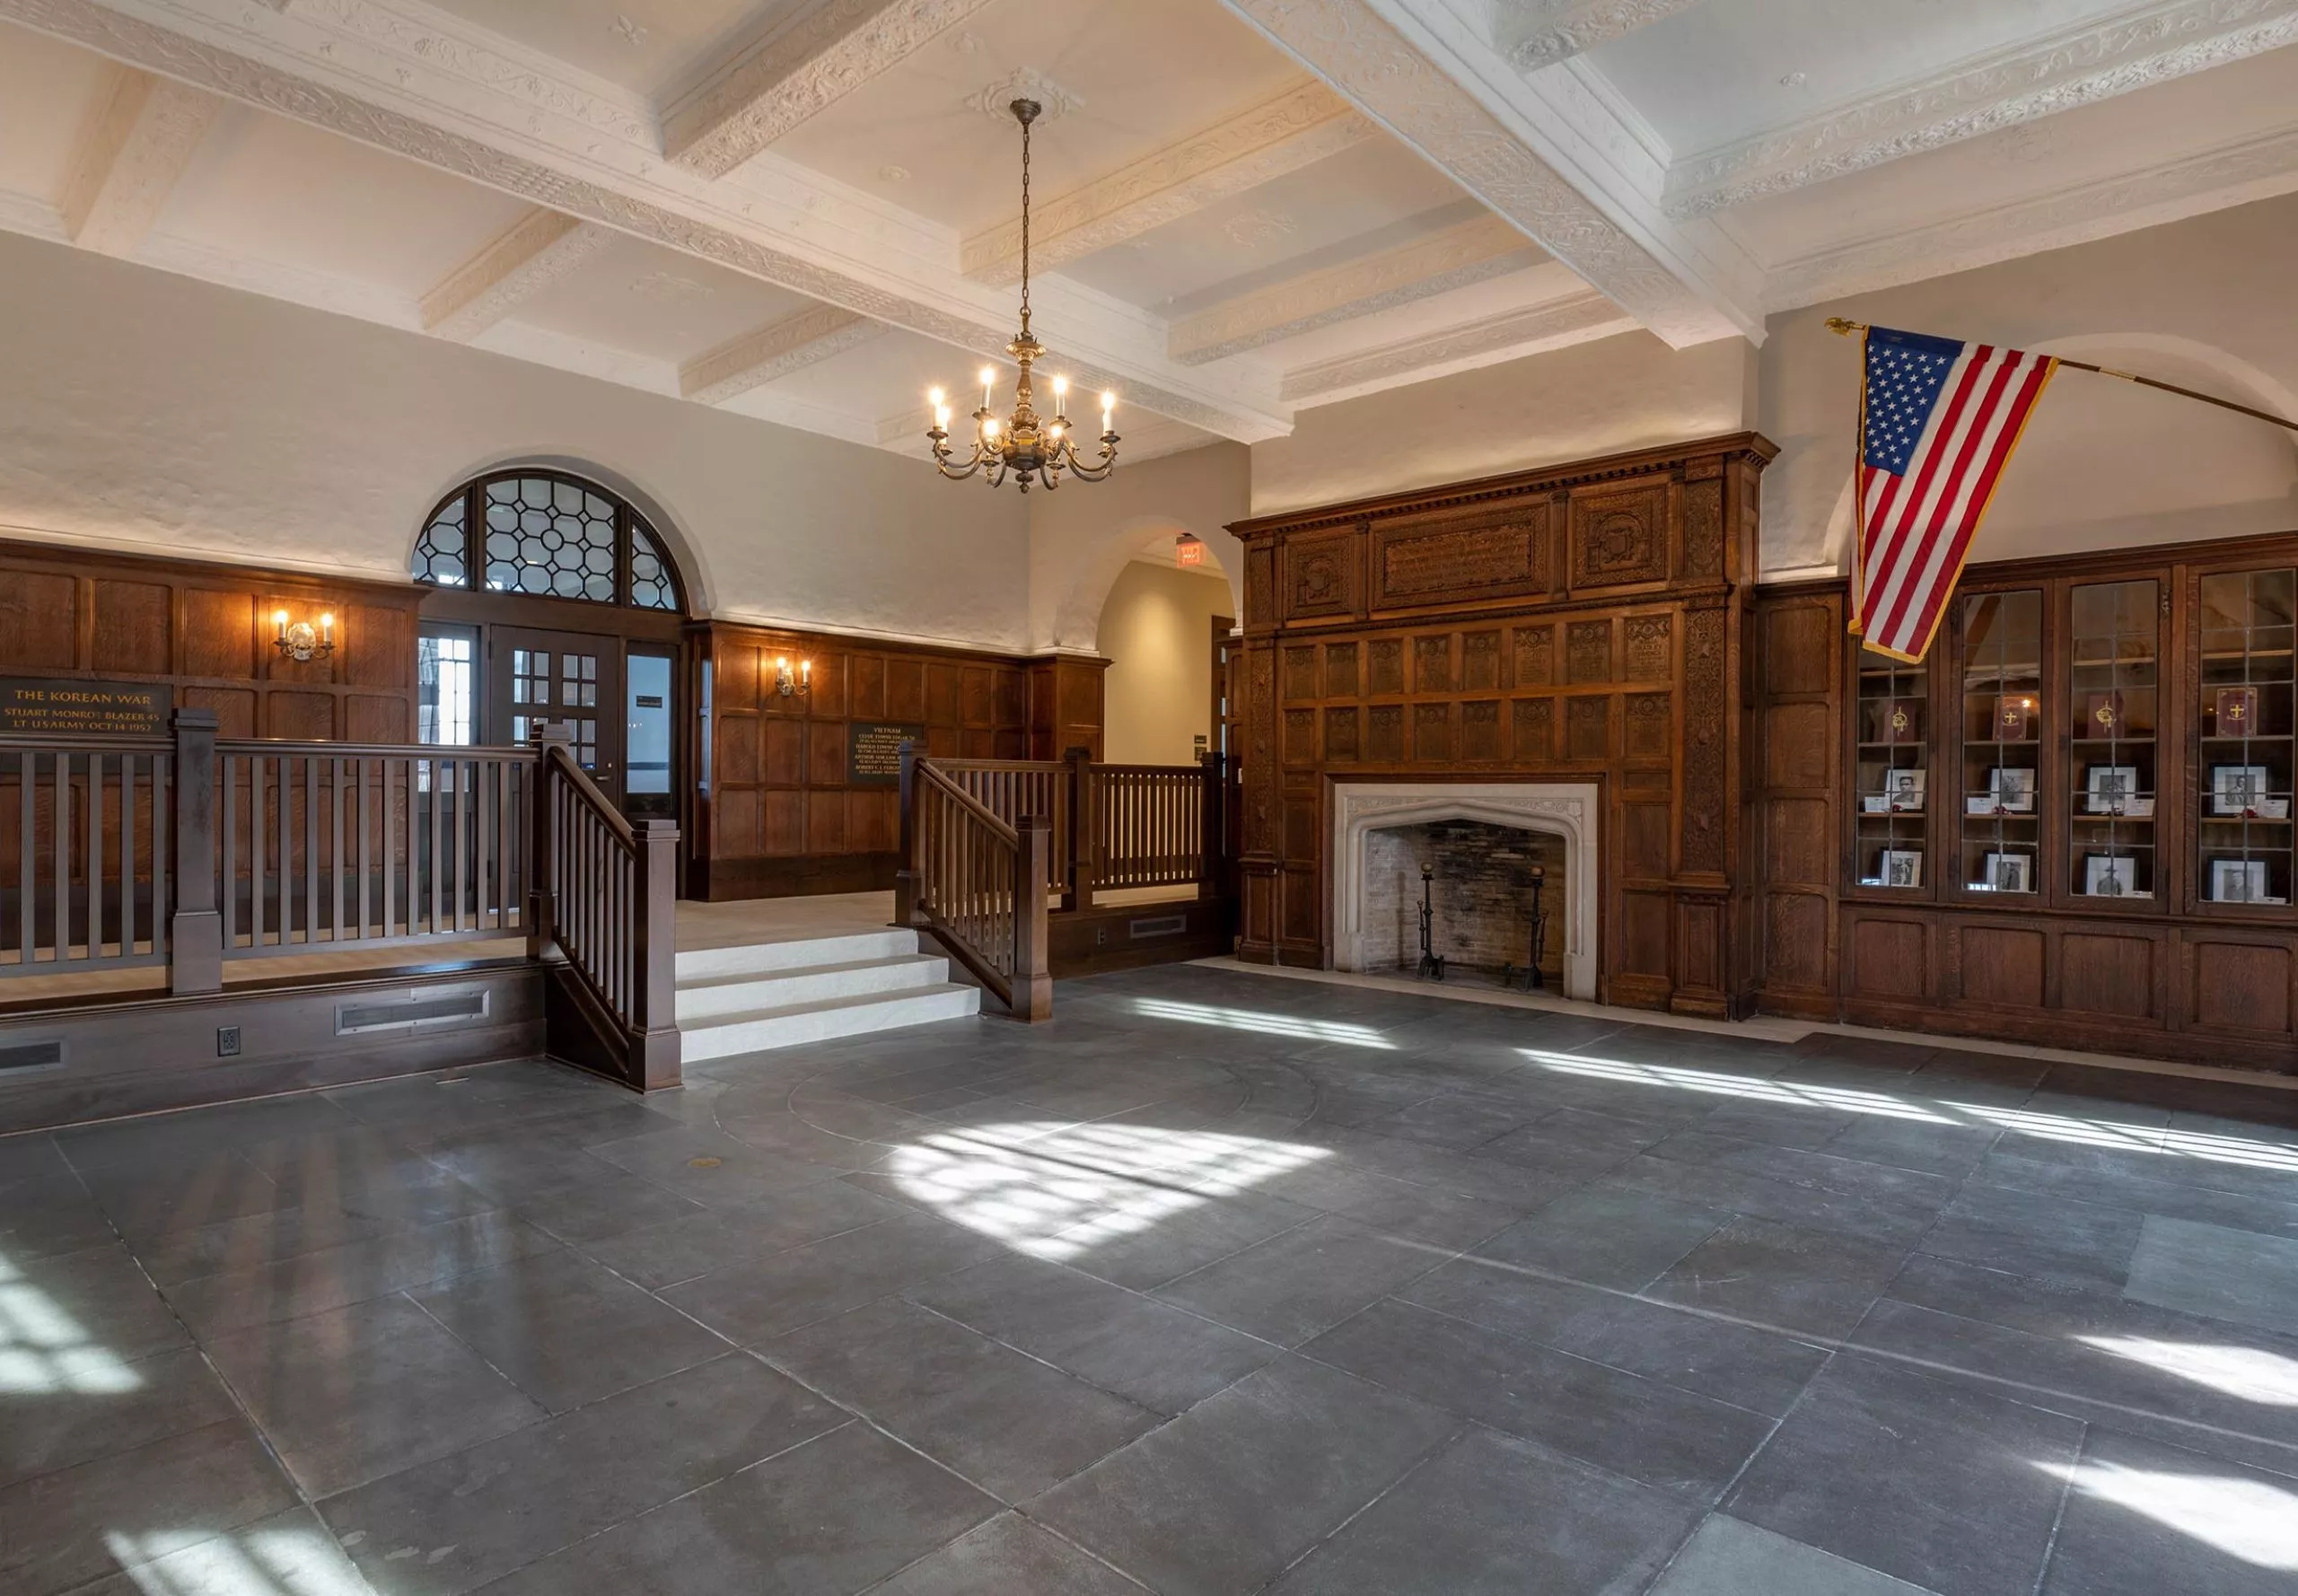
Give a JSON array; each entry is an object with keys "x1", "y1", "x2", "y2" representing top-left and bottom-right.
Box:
[
  {"x1": 417, "y1": 631, "x2": 476, "y2": 747},
  {"x1": 2069, "y1": 579, "x2": 2159, "y2": 899},
  {"x1": 1959, "y1": 591, "x2": 2040, "y2": 894},
  {"x1": 627, "y1": 654, "x2": 671, "y2": 796},
  {"x1": 1855, "y1": 645, "x2": 1927, "y2": 889},
  {"x1": 2199, "y1": 568, "x2": 2295, "y2": 903}
]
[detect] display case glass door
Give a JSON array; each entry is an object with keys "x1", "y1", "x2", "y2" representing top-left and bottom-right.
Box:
[
  {"x1": 1957, "y1": 590, "x2": 2042, "y2": 896},
  {"x1": 2067, "y1": 579, "x2": 2159, "y2": 902},
  {"x1": 2198, "y1": 567, "x2": 2294, "y2": 906},
  {"x1": 1855, "y1": 645, "x2": 1930, "y2": 890}
]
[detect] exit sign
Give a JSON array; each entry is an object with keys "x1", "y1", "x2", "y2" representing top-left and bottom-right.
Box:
[{"x1": 1175, "y1": 537, "x2": 1206, "y2": 568}]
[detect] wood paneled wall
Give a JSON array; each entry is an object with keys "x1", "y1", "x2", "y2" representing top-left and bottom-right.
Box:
[
  {"x1": 1229, "y1": 434, "x2": 1776, "y2": 1017},
  {"x1": 0, "y1": 539, "x2": 421, "y2": 740},
  {"x1": 691, "y1": 621, "x2": 1107, "y2": 899}
]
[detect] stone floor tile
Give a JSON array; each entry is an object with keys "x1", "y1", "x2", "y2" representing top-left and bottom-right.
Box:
[
  {"x1": 8, "y1": 1240, "x2": 191, "y2": 1363},
  {"x1": 1647, "y1": 1514, "x2": 1942, "y2": 1594},
  {"x1": 68, "y1": 1505, "x2": 386, "y2": 1596},
  {"x1": 1471, "y1": 1185, "x2": 1731, "y2": 1291},
  {"x1": 1647, "y1": 1215, "x2": 1911, "y2": 1342},
  {"x1": 658, "y1": 1208, "x2": 1006, "y2": 1343},
  {"x1": 864, "y1": 1512, "x2": 1144, "y2": 1596},
  {"x1": 1917, "y1": 1184, "x2": 2145, "y2": 1293},
  {"x1": 574, "y1": 1179, "x2": 907, "y2": 1289},
  {"x1": 2039, "y1": 1425, "x2": 2298, "y2": 1595},
  {"x1": 1153, "y1": 1212, "x2": 1449, "y2": 1346},
  {"x1": 0, "y1": 1344, "x2": 239, "y2": 1491},
  {"x1": 2122, "y1": 1213, "x2": 2298, "y2": 1332}
]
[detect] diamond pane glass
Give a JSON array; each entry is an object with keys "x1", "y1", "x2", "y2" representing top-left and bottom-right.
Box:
[
  {"x1": 630, "y1": 521, "x2": 678, "y2": 611},
  {"x1": 412, "y1": 496, "x2": 468, "y2": 588}
]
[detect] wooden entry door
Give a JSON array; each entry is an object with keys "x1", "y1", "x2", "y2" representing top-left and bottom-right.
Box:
[{"x1": 490, "y1": 627, "x2": 624, "y2": 803}]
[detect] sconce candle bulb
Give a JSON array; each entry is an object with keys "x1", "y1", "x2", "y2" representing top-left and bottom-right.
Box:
[{"x1": 272, "y1": 605, "x2": 338, "y2": 662}]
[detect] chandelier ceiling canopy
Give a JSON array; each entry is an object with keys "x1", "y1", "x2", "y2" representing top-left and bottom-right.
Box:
[{"x1": 926, "y1": 98, "x2": 1118, "y2": 493}]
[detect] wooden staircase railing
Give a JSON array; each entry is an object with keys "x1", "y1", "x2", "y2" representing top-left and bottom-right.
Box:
[
  {"x1": 531, "y1": 726, "x2": 680, "y2": 1088},
  {"x1": 895, "y1": 747, "x2": 1052, "y2": 1022}
]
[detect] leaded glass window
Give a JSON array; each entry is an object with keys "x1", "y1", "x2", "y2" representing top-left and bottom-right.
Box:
[{"x1": 411, "y1": 469, "x2": 682, "y2": 612}]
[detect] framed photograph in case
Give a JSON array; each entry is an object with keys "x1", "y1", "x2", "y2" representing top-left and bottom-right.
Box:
[
  {"x1": 2085, "y1": 765, "x2": 2141, "y2": 815},
  {"x1": 2212, "y1": 764, "x2": 2272, "y2": 817},
  {"x1": 2083, "y1": 854, "x2": 2142, "y2": 897},
  {"x1": 1885, "y1": 767, "x2": 1926, "y2": 812},
  {"x1": 1988, "y1": 767, "x2": 2036, "y2": 813},
  {"x1": 1979, "y1": 852, "x2": 2031, "y2": 893},
  {"x1": 1880, "y1": 849, "x2": 1924, "y2": 889},
  {"x1": 2212, "y1": 858, "x2": 2269, "y2": 902}
]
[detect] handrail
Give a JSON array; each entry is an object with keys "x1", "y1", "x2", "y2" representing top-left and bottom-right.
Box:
[
  {"x1": 897, "y1": 745, "x2": 1051, "y2": 1022},
  {"x1": 531, "y1": 726, "x2": 678, "y2": 1088}
]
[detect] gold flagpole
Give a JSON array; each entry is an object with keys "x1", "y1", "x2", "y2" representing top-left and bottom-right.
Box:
[{"x1": 1825, "y1": 318, "x2": 2298, "y2": 434}]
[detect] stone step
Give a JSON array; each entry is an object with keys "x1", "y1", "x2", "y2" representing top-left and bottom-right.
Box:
[
  {"x1": 679, "y1": 982, "x2": 982, "y2": 1061},
  {"x1": 674, "y1": 953, "x2": 950, "y2": 1023},
  {"x1": 673, "y1": 927, "x2": 917, "y2": 981}
]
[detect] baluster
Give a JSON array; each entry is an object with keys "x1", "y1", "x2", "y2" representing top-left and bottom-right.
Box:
[
  {"x1": 84, "y1": 753, "x2": 103, "y2": 961},
  {"x1": 119, "y1": 754, "x2": 136, "y2": 958},
  {"x1": 275, "y1": 754, "x2": 292, "y2": 947},
  {"x1": 16, "y1": 751, "x2": 31, "y2": 965},
  {"x1": 52, "y1": 750, "x2": 69, "y2": 962},
  {"x1": 151, "y1": 752, "x2": 169, "y2": 959}
]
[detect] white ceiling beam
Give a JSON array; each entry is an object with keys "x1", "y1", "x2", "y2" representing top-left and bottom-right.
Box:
[
  {"x1": 1171, "y1": 214, "x2": 1541, "y2": 364},
  {"x1": 1217, "y1": 0, "x2": 1762, "y2": 346},
  {"x1": 1667, "y1": 0, "x2": 2298, "y2": 217},
  {"x1": 662, "y1": 0, "x2": 998, "y2": 180},
  {"x1": 1279, "y1": 286, "x2": 1635, "y2": 402},
  {"x1": 1497, "y1": 0, "x2": 1707, "y2": 68},
  {"x1": 3, "y1": 0, "x2": 1290, "y2": 442},
  {"x1": 961, "y1": 81, "x2": 1375, "y2": 285},
  {"x1": 59, "y1": 64, "x2": 219, "y2": 256},
  {"x1": 418, "y1": 208, "x2": 616, "y2": 340},
  {"x1": 680, "y1": 304, "x2": 884, "y2": 403}
]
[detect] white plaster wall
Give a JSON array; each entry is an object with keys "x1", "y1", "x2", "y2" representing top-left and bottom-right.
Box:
[
  {"x1": 1095, "y1": 559, "x2": 1234, "y2": 767},
  {"x1": 1250, "y1": 332, "x2": 1759, "y2": 517},
  {"x1": 0, "y1": 230, "x2": 1033, "y2": 650},
  {"x1": 1761, "y1": 193, "x2": 2298, "y2": 576},
  {"x1": 1025, "y1": 441, "x2": 1250, "y2": 653}
]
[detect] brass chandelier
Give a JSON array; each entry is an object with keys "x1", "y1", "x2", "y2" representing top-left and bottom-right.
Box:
[{"x1": 926, "y1": 98, "x2": 1118, "y2": 492}]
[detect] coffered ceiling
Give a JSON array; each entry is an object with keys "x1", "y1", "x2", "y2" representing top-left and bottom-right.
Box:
[{"x1": 2, "y1": 0, "x2": 2294, "y2": 463}]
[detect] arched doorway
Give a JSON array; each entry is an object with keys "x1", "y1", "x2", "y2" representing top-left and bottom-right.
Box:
[{"x1": 408, "y1": 467, "x2": 691, "y2": 823}]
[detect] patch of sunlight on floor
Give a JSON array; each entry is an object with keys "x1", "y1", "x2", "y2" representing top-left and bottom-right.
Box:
[
  {"x1": 1521, "y1": 1051, "x2": 1955, "y2": 1123},
  {"x1": 2077, "y1": 1336, "x2": 2298, "y2": 1407},
  {"x1": 885, "y1": 1120, "x2": 1330, "y2": 1260},
  {"x1": 1131, "y1": 998, "x2": 1394, "y2": 1048},
  {"x1": 0, "y1": 1251, "x2": 143, "y2": 1394},
  {"x1": 2049, "y1": 1460, "x2": 2298, "y2": 1570},
  {"x1": 1952, "y1": 1103, "x2": 2298, "y2": 1174},
  {"x1": 107, "y1": 1524, "x2": 372, "y2": 1594}
]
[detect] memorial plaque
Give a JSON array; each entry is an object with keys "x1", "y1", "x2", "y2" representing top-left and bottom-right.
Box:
[
  {"x1": 847, "y1": 721, "x2": 925, "y2": 785},
  {"x1": 0, "y1": 678, "x2": 171, "y2": 737}
]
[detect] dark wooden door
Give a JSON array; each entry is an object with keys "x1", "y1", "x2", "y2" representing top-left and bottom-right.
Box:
[{"x1": 489, "y1": 627, "x2": 625, "y2": 803}]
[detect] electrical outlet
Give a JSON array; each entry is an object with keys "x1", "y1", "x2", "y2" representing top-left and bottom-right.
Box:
[
  {"x1": 1095, "y1": 926, "x2": 1107, "y2": 945},
  {"x1": 216, "y1": 1025, "x2": 241, "y2": 1057}
]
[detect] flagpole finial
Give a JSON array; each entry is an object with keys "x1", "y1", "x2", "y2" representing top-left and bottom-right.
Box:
[{"x1": 1826, "y1": 317, "x2": 1868, "y2": 337}]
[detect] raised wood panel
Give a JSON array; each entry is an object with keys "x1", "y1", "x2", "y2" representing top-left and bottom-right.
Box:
[
  {"x1": 2188, "y1": 941, "x2": 2291, "y2": 1034},
  {"x1": 1566, "y1": 696, "x2": 1609, "y2": 760},
  {"x1": 1324, "y1": 642, "x2": 1359, "y2": 697},
  {"x1": 1367, "y1": 704, "x2": 1404, "y2": 762},
  {"x1": 1764, "y1": 703, "x2": 1834, "y2": 789},
  {"x1": 848, "y1": 653, "x2": 886, "y2": 719},
  {"x1": 1414, "y1": 635, "x2": 1452, "y2": 694},
  {"x1": 1766, "y1": 797, "x2": 1831, "y2": 885},
  {"x1": 1412, "y1": 702, "x2": 1452, "y2": 763},
  {"x1": 885, "y1": 659, "x2": 925, "y2": 721},
  {"x1": 762, "y1": 719, "x2": 804, "y2": 785},
  {"x1": 1513, "y1": 698, "x2": 1554, "y2": 760},
  {"x1": 1284, "y1": 708, "x2": 1318, "y2": 767},
  {"x1": 1283, "y1": 645, "x2": 1320, "y2": 702},
  {"x1": 1624, "y1": 694, "x2": 1671, "y2": 761},
  {"x1": 264, "y1": 691, "x2": 334, "y2": 741},
  {"x1": 1461, "y1": 700, "x2": 1501, "y2": 761},
  {"x1": 1762, "y1": 601, "x2": 1836, "y2": 697},
  {"x1": 1569, "y1": 477, "x2": 1670, "y2": 589},
  {"x1": 1281, "y1": 530, "x2": 1360, "y2": 620},
  {"x1": 2059, "y1": 933, "x2": 2155, "y2": 1020},
  {"x1": 1326, "y1": 706, "x2": 1360, "y2": 762},
  {"x1": 926, "y1": 664, "x2": 962, "y2": 726},
  {"x1": 1371, "y1": 502, "x2": 1549, "y2": 610},
  {"x1": 1849, "y1": 916, "x2": 1927, "y2": 999},
  {"x1": 1367, "y1": 638, "x2": 1403, "y2": 695},
  {"x1": 1619, "y1": 890, "x2": 1670, "y2": 978},
  {"x1": 718, "y1": 717, "x2": 760, "y2": 785},
  {"x1": 807, "y1": 723, "x2": 846, "y2": 787},
  {"x1": 1622, "y1": 616, "x2": 1671, "y2": 683},
  {"x1": 761, "y1": 791, "x2": 804, "y2": 855},
  {"x1": 1462, "y1": 632, "x2": 1502, "y2": 690},
  {"x1": 1765, "y1": 893, "x2": 1829, "y2": 989},
  {"x1": 1566, "y1": 621, "x2": 1612, "y2": 685},
  {"x1": 0, "y1": 572, "x2": 77, "y2": 670},
  {"x1": 1957, "y1": 925, "x2": 2046, "y2": 1009},
  {"x1": 181, "y1": 686, "x2": 256, "y2": 739},
  {"x1": 1513, "y1": 624, "x2": 1554, "y2": 687},
  {"x1": 344, "y1": 603, "x2": 409, "y2": 689},
  {"x1": 182, "y1": 590, "x2": 256, "y2": 680},
  {"x1": 1622, "y1": 801, "x2": 1670, "y2": 879},
  {"x1": 1283, "y1": 795, "x2": 1321, "y2": 863},
  {"x1": 345, "y1": 694, "x2": 408, "y2": 743},
  {"x1": 805, "y1": 790, "x2": 846, "y2": 854},
  {"x1": 92, "y1": 581, "x2": 171, "y2": 676},
  {"x1": 713, "y1": 788, "x2": 761, "y2": 855}
]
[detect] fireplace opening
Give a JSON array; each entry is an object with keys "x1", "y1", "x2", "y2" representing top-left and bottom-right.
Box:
[{"x1": 1363, "y1": 820, "x2": 1566, "y2": 984}]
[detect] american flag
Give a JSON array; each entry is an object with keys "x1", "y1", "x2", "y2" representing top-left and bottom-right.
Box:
[{"x1": 1855, "y1": 327, "x2": 2057, "y2": 661}]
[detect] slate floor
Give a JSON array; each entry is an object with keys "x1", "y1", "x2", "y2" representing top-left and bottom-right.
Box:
[{"x1": 7, "y1": 965, "x2": 2298, "y2": 1594}]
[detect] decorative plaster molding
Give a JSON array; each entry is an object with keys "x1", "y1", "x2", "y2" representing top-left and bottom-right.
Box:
[
  {"x1": 1501, "y1": 0, "x2": 1704, "y2": 69},
  {"x1": 963, "y1": 67, "x2": 1083, "y2": 122},
  {"x1": 60, "y1": 66, "x2": 220, "y2": 256},
  {"x1": 1171, "y1": 214, "x2": 1542, "y2": 364},
  {"x1": 1764, "y1": 120, "x2": 2298, "y2": 309},
  {"x1": 662, "y1": 0, "x2": 997, "y2": 180},
  {"x1": 1666, "y1": 0, "x2": 2298, "y2": 215},
  {"x1": 418, "y1": 208, "x2": 616, "y2": 340},
  {"x1": 1219, "y1": 0, "x2": 1758, "y2": 346},
  {"x1": 1330, "y1": 780, "x2": 1600, "y2": 999},
  {"x1": 679, "y1": 304, "x2": 884, "y2": 404},
  {"x1": 960, "y1": 80, "x2": 1375, "y2": 285},
  {"x1": 0, "y1": 0, "x2": 1290, "y2": 441},
  {"x1": 1279, "y1": 286, "x2": 1634, "y2": 400},
  {"x1": 139, "y1": 228, "x2": 421, "y2": 327}
]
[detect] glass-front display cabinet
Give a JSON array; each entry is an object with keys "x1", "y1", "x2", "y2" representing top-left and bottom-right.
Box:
[
  {"x1": 2198, "y1": 567, "x2": 2294, "y2": 907},
  {"x1": 1958, "y1": 590, "x2": 2043, "y2": 896},
  {"x1": 1855, "y1": 645, "x2": 1928, "y2": 889},
  {"x1": 2068, "y1": 579, "x2": 2160, "y2": 903}
]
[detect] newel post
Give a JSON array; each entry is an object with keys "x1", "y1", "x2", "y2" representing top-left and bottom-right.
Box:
[
  {"x1": 629, "y1": 818, "x2": 682, "y2": 1090},
  {"x1": 1064, "y1": 744, "x2": 1096, "y2": 912},
  {"x1": 1198, "y1": 750, "x2": 1226, "y2": 901},
  {"x1": 526, "y1": 721, "x2": 571, "y2": 959},
  {"x1": 1013, "y1": 813, "x2": 1054, "y2": 1022},
  {"x1": 893, "y1": 741, "x2": 922, "y2": 928},
  {"x1": 169, "y1": 707, "x2": 222, "y2": 995}
]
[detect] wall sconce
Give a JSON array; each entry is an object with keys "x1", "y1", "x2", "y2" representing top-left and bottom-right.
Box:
[
  {"x1": 775, "y1": 656, "x2": 811, "y2": 697},
  {"x1": 273, "y1": 609, "x2": 336, "y2": 662}
]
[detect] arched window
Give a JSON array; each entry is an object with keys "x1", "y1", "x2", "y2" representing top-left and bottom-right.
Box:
[{"x1": 413, "y1": 469, "x2": 682, "y2": 612}]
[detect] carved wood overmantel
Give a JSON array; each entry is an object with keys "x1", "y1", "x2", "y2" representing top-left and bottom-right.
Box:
[{"x1": 1226, "y1": 432, "x2": 1776, "y2": 1017}]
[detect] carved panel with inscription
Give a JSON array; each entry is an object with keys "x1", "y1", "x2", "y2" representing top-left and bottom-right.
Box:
[
  {"x1": 1567, "y1": 696, "x2": 1610, "y2": 760},
  {"x1": 1462, "y1": 700, "x2": 1501, "y2": 761},
  {"x1": 1680, "y1": 604, "x2": 1729, "y2": 873},
  {"x1": 1282, "y1": 645, "x2": 1319, "y2": 702},
  {"x1": 1513, "y1": 697, "x2": 1555, "y2": 761},
  {"x1": 1623, "y1": 616, "x2": 1671, "y2": 682},
  {"x1": 1462, "y1": 631, "x2": 1501, "y2": 690},
  {"x1": 1326, "y1": 705, "x2": 1360, "y2": 762},
  {"x1": 1625, "y1": 692, "x2": 1672, "y2": 759},
  {"x1": 1367, "y1": 638, "x2": 1403, "y2": 695},
  {"x1": 1324, "y1": 641, "x2": 1359, "y2": 697},
  {"x1": 1367, "y1": 703, "x2": 1403, "y2": 761},
  {"x1": 1570, "y1": 477, "x2": 1671, "y2": 589},
  {"x1": 1371, "y1": 503, "x2": 1549, "y2": 609},
  {"x1": 1513, "y1": 625, "x2": 1554, "y2": 687},
  {"x1": 1414, "y1": 636, "x2": 1452, "y2": 694},
  {"x1": 1566, "y1": 621, "x2": 1613, "y2": 684}
]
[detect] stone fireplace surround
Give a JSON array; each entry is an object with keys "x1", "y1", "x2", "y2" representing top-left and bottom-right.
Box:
[{"x1": 1331, "y1": 781, "x2": 1600, "y2": 1000}]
